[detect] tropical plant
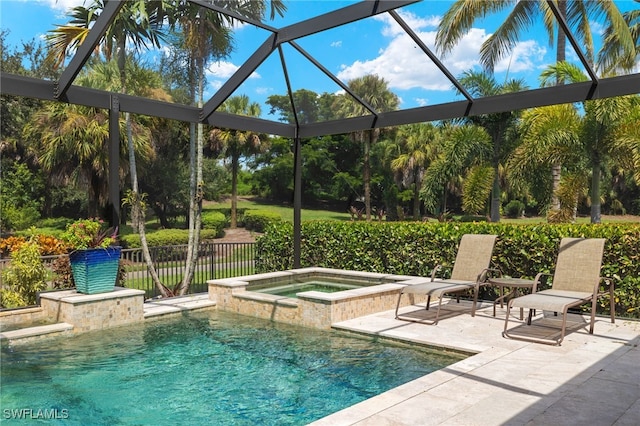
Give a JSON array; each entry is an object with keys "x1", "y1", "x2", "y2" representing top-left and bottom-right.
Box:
[
  {"x1": 435, "y1": 0, "x2": 636, "y2": 212},
  {"x1": 421, "y1": 124, "x2": 492, "y2": 216},
  {"x1": 387, "y1": 123, "x2": 440, "y2": 219},
  {"x1": 334, "y1": 74, "x2": 400, "y2": 221},
  {"x1": 209, "y1": 95, "x2": 265, "y2": 229},
  {"x1": 509, "y1": 103, "x2": 582, "y2": 219},
  {"x1": 0, "y1": 236, "x2": 47, "y2": 307},
  {"x1": 61, "y1": 218, "x2": 117, "y2": 250},
  {"x1": 540, "y1": 61, "x2": 640, "y2": 223},
  {"x1": 46, "y1": 0, "x2": 173, "y2": 296}
]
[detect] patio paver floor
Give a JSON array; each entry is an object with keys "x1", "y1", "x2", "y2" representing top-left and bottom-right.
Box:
[{"x1": 312, "y1": 299, "x2": 640, "y2": 426}]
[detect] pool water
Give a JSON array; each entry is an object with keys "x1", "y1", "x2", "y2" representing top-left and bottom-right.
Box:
[
  {"x1": 254, "y1": 280, "x2": 361, "y2": 298},
  {"x1": 1, "y1": 310, "x2": 465, "y2": 425}
]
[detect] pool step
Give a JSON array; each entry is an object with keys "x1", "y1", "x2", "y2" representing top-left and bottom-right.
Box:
[
  {"x1": 0, "y1": 323, "x2": 74, "y2": 343},
  {"x1": 144, "y1": 294, "x2": 216, "y2": 318}
]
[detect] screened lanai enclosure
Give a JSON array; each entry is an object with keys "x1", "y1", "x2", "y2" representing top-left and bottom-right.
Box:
[{"x1": 2, "y1": 0, "x2": 639, "y2": 265}]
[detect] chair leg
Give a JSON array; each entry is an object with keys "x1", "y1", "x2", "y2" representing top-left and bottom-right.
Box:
[
  {"x1": 434, "y1": 297, "x2": 444, "y2": 325},
  {"x1": 425, "y1": 295, "x2": 431, "y2": 310},
  {"x1": 471, "y1": 285, "x2": 479, "y2": 317},
  {"x1": 394, "y1": 291, "x2": 403, "y2": 319},
  {"x1": 526, "y1": 308, "x2": 534, "y2": 325},
  {"x1": 589, "y1": 297, "x2": 597, "y2": 334},
  {"x1": 610, "y1": 284, "x2": 616, "y2": 324}
]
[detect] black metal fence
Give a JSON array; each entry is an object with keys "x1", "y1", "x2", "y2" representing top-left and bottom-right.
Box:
[
  {"x1": 1, "y1": 242, "x2": 256, "y2": 300},
  {"x1": 122, "y1": 242, "x2": 255, "y2": 298}
]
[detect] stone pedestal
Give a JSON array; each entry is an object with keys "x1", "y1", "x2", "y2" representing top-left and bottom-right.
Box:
[{"x1": 39, "y1": 287, "x2": 145, "y2": 333}]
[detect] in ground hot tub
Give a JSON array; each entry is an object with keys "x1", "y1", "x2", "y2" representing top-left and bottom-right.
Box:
[{"x1": 208, "y1": 267, "x2": 428, "y2": 328}]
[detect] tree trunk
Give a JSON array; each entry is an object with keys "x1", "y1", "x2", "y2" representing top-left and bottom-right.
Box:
[
  {"x1": 363, "y1": 131, "x2": 371, "y2": 221},
  {"x1": 116, "y1": 37, "x2": 167, "y2": 297},
  {"x1": 551, "y1": 162, "x2": 562, "y2": 211},
  {"x1": 412, "y1": 180, "x2": 421, "y2": 220},
  {"x1": 550, "y1": 1, "x2": 567, "y2": 213},
  {"x1": 177, "y1": 56, "x2": 204, "y2": 295},
  {"x1": 490, "y1": 167, "x2": 501, "y2": 222},
  {"x1": 591, "y1": 161, "x2": 602, "y2": 224},
  {"x1": 231, "y1": 154, "x2": 239, "y2": 228}
]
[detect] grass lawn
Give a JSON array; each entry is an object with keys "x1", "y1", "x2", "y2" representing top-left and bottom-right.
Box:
[{"x1": 204, "y1": 197, "x2": 640, "y2": 224}]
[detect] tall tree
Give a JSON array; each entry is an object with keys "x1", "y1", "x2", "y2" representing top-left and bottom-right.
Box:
[
  {"x1": 541, "y1": 62, "x2": 640, "y2": 223},
  {"x1": 509, "y1": 103, "x2": 582, "y2": 220},
  {"x1": 46, "y1": 0, "x2": 173, "y2": 296},
  {"x1": 435, "y1": 0, "x2": 635, "y2": 212},
  {"x1": 456, "y1": 71, "x2": 526, "y2": 222},
  {"x1": 209, "y1": 95, "x2": 265, "y2": 229},
  {"x1": 421, "y1": 124, "x2": 492, "y2": 217},
  {"x1": 335, "y1": 75, "x2": 399, "y2": 221},
  {"x1": 388, "y1": 123, "x2": 440, "y2": 220},
  {"x1": 172, "y1": 0, "x2": 285, "y2": 295}
]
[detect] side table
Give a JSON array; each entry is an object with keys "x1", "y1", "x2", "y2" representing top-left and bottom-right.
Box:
[{"x1": 488, "y1": 277, "x2": 535, "y2": 320}]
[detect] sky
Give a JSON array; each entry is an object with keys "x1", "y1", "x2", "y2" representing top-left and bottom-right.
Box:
[{"x1": 1, "y1": 0, "x2": 638, "y2": 121}]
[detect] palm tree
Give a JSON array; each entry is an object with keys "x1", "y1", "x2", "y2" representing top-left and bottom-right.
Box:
[
  {"x1": 540, "y1": 61, "x2": 639, "y2": 223},
  {"x1": 435, "y1": 0, "x2": 635, "y2": 211},
  {"x1": 171, "y1": 1, "x2": 285, "y2": 295},
  {"x1": 335, "y1": 75, "x2": 399, "y2": 221},
  {"x1": 421, "y1": 124, "x2": 492, "y2": 217},
  {"x1": 22, "y1": 60, "x2": 157, "y2": 218},
  {"x1": 509, "y1": 103, "x2": 582, "y2": 220},
  {"x1": 388, "y1": 123, "x2": 440, "y2": 220},
  {"x1": 46, "y1": 0, "x2": 174, "y2": 296},
  {"x1": 209, "y1": 95, "x2": 265, "y2": 229},
  {"x1": 456, "y1": 71, "x2": 526, "y2": 222},
  {"x1": 598, "y1": 6, "x2": 640, "y2": 73}
]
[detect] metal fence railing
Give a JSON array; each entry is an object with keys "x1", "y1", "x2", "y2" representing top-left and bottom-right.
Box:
[{"x1": 1, "y1": 242, "x2": 256, "y2": 300}]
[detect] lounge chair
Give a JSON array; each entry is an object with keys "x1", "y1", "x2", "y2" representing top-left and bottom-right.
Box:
[
  {"x1": 503, "y1": 237, "x2": 615, "y2": 346},
  {"x1": 395, "y1": 234, "x2": 498, "y2": 325}
]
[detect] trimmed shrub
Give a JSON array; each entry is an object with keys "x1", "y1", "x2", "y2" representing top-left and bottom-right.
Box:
[
  {"x1": 244, "y1": 210, "x2": 282, "y2": 232},
  {"x1": 120, "y1": 228, "x2": 220, "y2": 248},
  {"x1": 504, "y1": 200, "x2": 525, "y2": 218},
  {"x1": 256, "y1": 221, "x2": 640, "y2": 318},
  {"x1": 201, "y1": 211, "x2": 227, "y2": 237}
]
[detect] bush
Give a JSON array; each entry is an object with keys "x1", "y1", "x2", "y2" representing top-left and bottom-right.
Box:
[
  {"x1": 2, "y1": 205, "x2": 40, "y2": 231},
  {"x1": 201, "y1": 211, "x2": 227, "y2": 237},
  {"x1": 120, "y1": 228, "x2": 220, "y2": 248},
  {"x1": 504, "y1": 200, "x2": 525, "y2": 218},
  {"x1": 1, "y1": 239, "x2": 48, "y2": 307},
  {"x1": 244, "y1": 210, "x2": 282, "y2": 232},
  {"x1": 256, "y1": 221, "x2": 640, "y2": 318}
]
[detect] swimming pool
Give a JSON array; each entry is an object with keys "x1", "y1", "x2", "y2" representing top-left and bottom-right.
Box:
[
  {"x1": 252, "y1": 276, "x2": 372, "y2": 298},
  {"x1": 1, "y1": 310, "x2": 465, "y2": 425}
]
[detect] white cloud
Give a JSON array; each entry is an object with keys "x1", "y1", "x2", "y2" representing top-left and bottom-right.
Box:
[
  {"x1": 415, "y1": 97, "x2": 429, "y2": 106},
  {"x1": 493, "y1": 40, "x2": 547, "y2": 73},
  {"x1": 337, "y1": 10, "x2": 550, "y2": 97},
  {"x1": 206, "y1": 61, "x2": 261, "y2": 80},
  {"x1": 337, "y1": 26, "x2": 488, "y2": 92},
  {"x1": 330, "y1": 41, "x2": 342, "y2": 48},
  {"x1": 40, "y1": 0, "x2": 85, "y2": 16}
]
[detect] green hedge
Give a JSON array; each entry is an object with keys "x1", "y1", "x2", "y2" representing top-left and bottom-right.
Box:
[
  {"x1": 120, "y1": 228, "x2": 220, "y2": 248},
  {"x1": 256, "y1": 221, "x2": 640, "y2": 318},
  {"x1": 244, "y1": 210, "x2": 282, "y2": 232},
  {"x1": 201, "y1": 211, "x2": 227, "y2": 236}
]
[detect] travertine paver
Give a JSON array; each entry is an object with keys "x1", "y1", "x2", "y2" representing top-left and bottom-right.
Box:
[{"x1": 313, "y1": 300, "x2": 640, "y2": 426}]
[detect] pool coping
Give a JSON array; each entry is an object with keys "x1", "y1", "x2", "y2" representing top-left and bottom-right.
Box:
[{"x1": 310, "y1": 301, "x2": 640, "y2": 425}]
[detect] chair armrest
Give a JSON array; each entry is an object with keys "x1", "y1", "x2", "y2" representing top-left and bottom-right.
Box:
[
  {"x1": 599, "y1": 276, "x2": 615, "y2": 295},
  {"x1": 478, "y1": 267, "x2": 502, "y2": 283},
  {"x1": 532, "y1": 272, "x2": 552, "y2": 293},
  {"x1": 430, "y1": 265, "x2": 442, "y2": 280}
]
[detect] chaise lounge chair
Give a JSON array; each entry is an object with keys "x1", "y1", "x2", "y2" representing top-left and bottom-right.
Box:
[
  {"x1": 395, "y1": 234, "x2": 498, "y2": 325},
  {"x1": 503, "y1": 237, "x2": 615, "y2": 346}
]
